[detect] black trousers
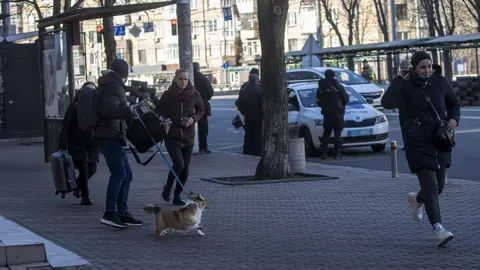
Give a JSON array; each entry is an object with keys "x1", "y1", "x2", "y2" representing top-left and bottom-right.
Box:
[
  {"x1": 198, "y1": 115, "x2": 209, "y2": 150},
  {"x1": 415, "y1": 168, "x2": 447, "y2": 225},
  {"x1": 73, "y1": 160, "x2": 97, "y2": 197},
  {"x1": 165, "y1": 140, "x2": 193, "y2": 197},
  {"x1": 321, "y1": 115, "x2": 344, "y2": 153},
  {"x1": 243, "y1": 117, "x2": 262, "y2": 156}
]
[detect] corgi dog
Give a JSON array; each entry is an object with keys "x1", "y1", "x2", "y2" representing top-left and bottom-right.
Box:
[{"x1": 144, "y1": 192, "x2": 207, "y2": 236}]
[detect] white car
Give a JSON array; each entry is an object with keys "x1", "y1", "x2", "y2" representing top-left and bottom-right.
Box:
[
  {"x1": 286, "y1": 67, "x2": 385, "y2": 108},
  {"x1": 287, "y1": 82, "x2": 389, "y2": 157}
]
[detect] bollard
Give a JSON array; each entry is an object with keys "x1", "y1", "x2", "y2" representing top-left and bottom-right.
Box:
[{"x1": 391, "y1": 141, "x2": 398, "y2": 178}]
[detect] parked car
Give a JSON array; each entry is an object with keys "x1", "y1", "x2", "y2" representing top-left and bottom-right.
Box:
[
  {"x1": 287, "y1": 82, "x2": 389, "y2": 157},
  {"x1": 286, "y1": 67, "x2": 385, "y2": 108}
]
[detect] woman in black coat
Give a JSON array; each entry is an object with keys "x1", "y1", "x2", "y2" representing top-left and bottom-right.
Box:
[
  {"x1": 59, "y1": 82, "x2": 99, "y2": 205},
  {"x1": 381, "y1": 51, "x2": 460, "y2": 247}
]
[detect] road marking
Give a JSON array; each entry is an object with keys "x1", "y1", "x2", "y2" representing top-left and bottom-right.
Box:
[{"x1": 212, "y1": 144, "x2": 243, "y2": 151}]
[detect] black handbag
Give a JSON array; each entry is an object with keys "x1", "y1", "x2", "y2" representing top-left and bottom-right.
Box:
[{"x1": 420, "y1": 90, "x2": 455, "y2": 152}]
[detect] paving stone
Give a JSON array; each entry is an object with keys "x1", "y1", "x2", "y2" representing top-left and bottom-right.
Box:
[{"x1": 0, "y1": 144, "x2": 479, "y2": 269}]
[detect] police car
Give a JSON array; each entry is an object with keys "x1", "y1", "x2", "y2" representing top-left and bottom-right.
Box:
[{"x1": 287, "y1": 82, "x2": 389, "y2": 157}]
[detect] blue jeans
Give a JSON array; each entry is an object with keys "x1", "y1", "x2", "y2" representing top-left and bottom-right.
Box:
[{"x1": 100, "y1": 139, "x2": 133, "y2": 216}]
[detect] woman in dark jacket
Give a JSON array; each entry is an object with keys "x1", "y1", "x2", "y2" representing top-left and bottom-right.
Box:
[
  {"x1": 155, "y1": 69, "x2": 204, "y2": 205},
  {"x1": 58, "y1": 82, "x2": 99, "y2": 205},
  {"x1": 381, "y1": 51, "x2": 460, "y2": 247}
]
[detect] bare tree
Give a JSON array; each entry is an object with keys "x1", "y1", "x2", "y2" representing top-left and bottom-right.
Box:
[
  {"x1": 255, "y1": 0, "x2": 291, "y2": 180},
  {"x1": 460, "y1": 0, "x2": 480, "y2": 30},
  {"x1": 373, "y1": 0, "x2": 393, "y2": 81},
  {"x1": 319, "y1": 0, "x2": 358, "y2": 46}
]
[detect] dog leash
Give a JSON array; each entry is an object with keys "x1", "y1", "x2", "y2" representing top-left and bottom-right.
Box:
[{"x1": 133, "y1": 108, "x2": 191, "y2": 199}]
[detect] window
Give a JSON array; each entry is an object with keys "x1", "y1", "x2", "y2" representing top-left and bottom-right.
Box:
[
  {"x1": 208, "y1": 45, "x2": 219, "y2": 57},
  {"x1": 330, "y1": 36, "x2": 340, "y2": 47},
  {"x1": 286, "y1": 71, "x2": 320, "y2": 81},
  {"x1": 88, "y1": 31, "x2": 95, "y2": 43},
  {"x1": 247, "y1": 42, "x2": 253, "y2": 55},
  {"x1": 166, "y1": 44, "x2": 178, "y2": 60},
  {"x1": 190, "y1": 0, "x2": 197, "y2": 9},
  {"x1": 221, "y1": 0, "x2": 232, "y2": 6},
  {"x1": 90, "y1": 53, "x2": 97, "y2": 65},
  {"x1": 207, "y1": 0, "x2": 217, "y2": 8},
  {"x1": 156, "y1": 48, "x2": 164, "y2": 62},
  {"x1": 138, "y1": 49, "x2": 147, "y2": 64},
  {"x1": 224, "y1": 20, "x2": 234, "y2": 37},
  {"x1": 395, "y1": 4, "x2": 407, "y2": 21},
  {"x1": 288, "y1": 39, "x2": 297, "y2": 52},
  {"x1": 192, "y1": 21, "x2": 200, "y2": 34},
  {"x1": 193, "y1": 45, "x2": 201, "y2": 59},
  {"x1": 253, "y1": 42, "x2": 258, "y2": 54},
  {"x1": 207, "y1": 20, "x2": 218, "y2": 32},
  {"x1": 155, "y1": 23, "x2": 162, "y2": 36},
  {"x1": 287, "y1": 90, "x2": 299, "y2": 111},
  {"x1": 396, "y1": 31, "x2": 409, "y2": 40},
  {"x1": 329, "y1": 8, "x2": 339, "y2": 24},
  {"x1": 288, "y1": 12, "x2": 297, "y2": 26}
]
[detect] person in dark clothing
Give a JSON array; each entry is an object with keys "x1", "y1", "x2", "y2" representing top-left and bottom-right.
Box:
[
  {"x1": 236, "y1": 69, "x2": 262, "y2": 156},
  {"x1": 155, "y1": 69, "x2": 204, "y2": 206},
  {"x1": 316, "y1": 69, "x2": 349, "y2": 159},
  {"x1": 58, "y1": 82, "x2": 99, "y2": 206},
  {"x1": 193, "y1": 62, "x2": 214, "y2": 154},
  {"x1": 95, "y1": 59, "x2": 143, "y2": 229},
  {"x1": 381, "y1": 51, "x2": 460, "y2": 247}
]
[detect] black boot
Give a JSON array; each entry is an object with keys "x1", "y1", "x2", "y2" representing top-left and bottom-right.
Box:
[
  {"x1": 162, "y1": 185, "x2": 171, "y2": 202},
  {"x1": 81, "y1": 197, "x2": 93, "y2": 205},
  {"x1": 172, "y1": 194, "x2": 186, "y2": 206}
]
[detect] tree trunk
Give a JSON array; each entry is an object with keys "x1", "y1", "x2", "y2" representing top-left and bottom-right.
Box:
[
  {"x1": 255, "y1": 0, "x2": 291, "y2": 180},
  {"x1": 102, "y1": 0, "x2": 117, "y2": 68}
]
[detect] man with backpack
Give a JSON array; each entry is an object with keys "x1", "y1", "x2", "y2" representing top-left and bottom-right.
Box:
[
  {"x1": 316, "y1": 69, "x2": 349, "y2": 160},
  {"x1": 193, "y1": 62, "x2": 214, "y2": 154},
  {"x1": 92, "y1": 59, "x2": 143, "y2": 229}
]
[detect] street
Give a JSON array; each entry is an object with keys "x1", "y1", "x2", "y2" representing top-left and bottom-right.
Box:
[{"x1": 208, "y1": 96, "x2": 480, "y2": 182}]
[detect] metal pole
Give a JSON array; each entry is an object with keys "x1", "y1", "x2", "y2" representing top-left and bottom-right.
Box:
[
  {"x1": 223, "y1": 18, "x2": 228, "y2": 84},
  {"x1": 390, "y1": 0, "x2": 398, "y2": 66},
  {"x1": 177, "y1": 0, "x2": 198, "y2": 153},
  {"x1": 391, "y1": 141, "x2": 398, "y2": 178},
  {"x1": 476, "y1": 47, "x2": 479, "y2": 75},
  {"x1": 1, "y1": 0, "x2": 10, "y2": 37},
  {"x1": 315, "y1": 0, "x2": 323, "y2": 66}
]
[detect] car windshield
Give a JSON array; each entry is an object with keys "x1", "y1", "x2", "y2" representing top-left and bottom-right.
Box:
[
  {"x1": 297, "y1": 87, "x2": 366, "y2": 108},
  {"x1": 318, "y1": 69, "x2": 370, "y2": 85}
]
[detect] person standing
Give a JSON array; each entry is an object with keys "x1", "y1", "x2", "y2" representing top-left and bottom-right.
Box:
[
  {"x1": 193, "y1": 62, "x2": 214, "y2": 154},
  {"x1": 95, "y1": 59, "x2": 143, "y2": 229},
  {"x1": 155, "y1": 69, "x2": 204, "y2": 206},
  {"x1": 236, "y1": 68, "x2": 262, "y2": 156},
  {"x1": 381, "y1": 51, "x2": 460, "y2": 247},
  {"x1": 316, "y1": 69, "x2": 349, "y2": 159},
  {"x1": 58, "y1": 82, "x2": 99, "y2": 206}
]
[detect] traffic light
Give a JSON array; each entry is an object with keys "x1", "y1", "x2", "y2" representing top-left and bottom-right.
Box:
[
  {"x1": 96, "y1": 25, "x2": 103, "y2": 43},
  {"x1": 171, "y1": 19, "x2": 177, "y2": 36}
]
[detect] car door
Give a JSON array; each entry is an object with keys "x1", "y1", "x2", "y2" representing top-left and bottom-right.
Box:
[{"x1": 287, "y1": 89, "x2": 300, "y2": 136}]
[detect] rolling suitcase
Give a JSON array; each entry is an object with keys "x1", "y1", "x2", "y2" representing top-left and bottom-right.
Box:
[{"x1": 50, "y1": 151, "x2": 79, "y2": 199}]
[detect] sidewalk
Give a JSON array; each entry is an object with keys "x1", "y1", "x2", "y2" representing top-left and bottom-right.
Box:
[{"x1": 0, "y1": 143, "x2": 479, "y2": 269}]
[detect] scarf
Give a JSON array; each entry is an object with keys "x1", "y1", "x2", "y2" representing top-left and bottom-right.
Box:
[{"x1": 167, "y1": 82, "x2": 196, "y2": 102}]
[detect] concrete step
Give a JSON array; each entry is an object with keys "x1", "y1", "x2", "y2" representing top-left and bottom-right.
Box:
[{"x1": 0, "y1": 217, "x2": 92, "y2": 270}]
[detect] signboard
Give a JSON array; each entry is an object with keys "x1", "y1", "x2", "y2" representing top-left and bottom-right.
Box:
[
  {"x1": 223, "y1": 7, "x2": 232, "y2": 21},
  {"x1": 129, "y1": 24, "x2": 142, "y2": 38},
  {"x1": 222, "y1": 55, "x2": 228, "y2": 62},
  {"x1": 113, "y1": 26, "x2": 126, "y2": 36},
  {"x1": 144, "y1": 22, "x2": 154, "y2": 33},
  {"x1": 223, "y1": 61, "x2": 229, "y2": 69}
]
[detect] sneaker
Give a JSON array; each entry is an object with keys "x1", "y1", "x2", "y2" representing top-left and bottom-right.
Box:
[
  {"x1": 434, "y1": 224, "x2": 454, "y2": 247},
  {"x1": 172, "y1": 196, "x2": 186, "y2": 206},
  {"x1": 100, "y1": 212, "x2": 127, "y2": 229},
  {"x1": 119, "y1": 212, "x2": 144, "y2": 227},
  {"x1": 199, "y1": 148, "x2": 212, "y2": 154},
  {"x1": 407, "y1": 192, "x2": 423, "y2": 222},
  {"x1": 80, "y1": 197, "x2": 93, "y2": 206}
]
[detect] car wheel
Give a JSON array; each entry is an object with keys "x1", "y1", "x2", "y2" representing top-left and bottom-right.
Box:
[
  {"x1": 300, "y1": 127, "x2": 315, "y2": 157},
  {"x1": 371, "y1": 144, "x2": 386, "y2": 152}
]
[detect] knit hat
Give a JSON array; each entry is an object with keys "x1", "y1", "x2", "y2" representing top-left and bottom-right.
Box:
[
  {"x1": 410, "y1": 51, "x2": 432, "y2": 69},
  {"x1": 325, "y1": 69, "x2": 336, "y2": 79},
  {"x1": 249, "y1": 68, "x2": 259, "y2": 75},
  {"x1": 110, "y1": 58, "x2": 129, "y2": 78}
]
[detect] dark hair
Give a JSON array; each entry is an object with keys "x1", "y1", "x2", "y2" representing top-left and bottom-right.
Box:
[
  {"x1": 249, "y1": 68, "x2": 259, "y2": 75},
  {"x1": 325, "y1": 69, "x2": 336, "y2": 79},
  {"x1": 193, "y1": 62, "x2": 200, "y2": 72}
]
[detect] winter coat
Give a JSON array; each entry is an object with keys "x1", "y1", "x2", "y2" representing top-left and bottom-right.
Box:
[
  {"x1": 193, "y1": 71, "x2": 214, "y2": 116},
  {"x1": 316, "y1": 78, "x2": 349, "y2": 116},
  {"x1": 59, "y1": 97, "x2": 99, "y2": 162},
  {"x1": 155, "y1": 82, "x2": 204, "y2": 148},
  {"x1": 93, "y1": 70, "x2": 132, "y2": 145},
  {"x1": 381, "y1": 70, "x2": 460, "y2": 173},
  {"x1": 236, "y1": 74, "x2": 262, "y2": 120}
]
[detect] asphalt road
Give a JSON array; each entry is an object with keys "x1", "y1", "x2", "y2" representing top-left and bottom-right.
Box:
[{"x1": 207, "y1": 96, "x2": 480, "y2": 182}]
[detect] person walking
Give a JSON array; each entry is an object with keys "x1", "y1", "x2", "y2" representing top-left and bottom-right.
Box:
[
  {"x1": 316, "y1": 69, "x2": 349, "y2": 159},
  {"x1": 58, "y1": 82, "x2": 99, "y2": 206},
  {"x1": 193, "y1": 62, "x2": 214, "y2": 154},
  {"x1": 155, "y1": 69, "x2": 204, "y2": 206},
  {"x1": 381, "y1": 51, "x2": 460, "y2": 247},
  {"x1": 236, "y1": 68, "x2": 262, "y2": 156},
  {"x1": 95, "y1": 59, "x2": 143, "y2": 229}
]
